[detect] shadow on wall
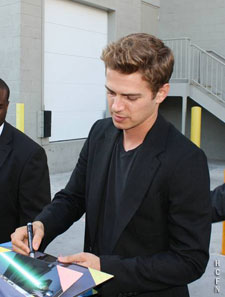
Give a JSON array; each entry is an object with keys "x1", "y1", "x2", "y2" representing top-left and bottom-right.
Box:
[{"x1": 159, "y1": 96, "x2": 225, "y2": 161}]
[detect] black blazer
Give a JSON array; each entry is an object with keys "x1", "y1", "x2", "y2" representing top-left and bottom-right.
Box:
[
  {"x1": 0, "y1": 122, "x2": 51, "y2": 243},
  {"x1": 211, "y1": 183, "x2": 225, "y2": 222},
  {"x1": 37, "y1": 115, "x2": 211, "y2": 297}
]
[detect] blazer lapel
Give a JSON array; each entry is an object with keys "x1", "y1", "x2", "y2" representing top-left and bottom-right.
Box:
[
  {"x1": 0, "y1": 122, "x2": 12, "y2": 168},
  {"x1": 110, "y1": 114, "x2": 170, "y2": 252},
  {"x1": 0, "y1": 145, "x2": 11, "y2": 167},
  {"x1": 86, "y1": 123, "x2": 120, "y2": 246}
]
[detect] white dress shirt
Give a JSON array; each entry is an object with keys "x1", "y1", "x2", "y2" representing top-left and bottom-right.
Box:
[{"x1": 0, "y1": 122, "x2": 4, "y2": 136}]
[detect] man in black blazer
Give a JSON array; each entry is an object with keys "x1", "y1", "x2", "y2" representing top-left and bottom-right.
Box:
[
  {"x1": 0, "y1": 78, "x2": 51, "y2": 243},
  {"x1": 211, "y1": 183, "x2": 225, "y2": 222},
  {"x1": 11, "y1": 34, "x2": 211, "y2": 297}
]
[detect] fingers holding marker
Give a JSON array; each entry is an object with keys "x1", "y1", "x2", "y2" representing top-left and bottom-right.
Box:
[{"x1": 11, "y1": 221, "x2": 45, "y2": 255}]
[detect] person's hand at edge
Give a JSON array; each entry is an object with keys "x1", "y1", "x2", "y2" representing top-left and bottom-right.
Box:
[{"x1": 58, "y1": 252, "x2": 101, "y2": 271}]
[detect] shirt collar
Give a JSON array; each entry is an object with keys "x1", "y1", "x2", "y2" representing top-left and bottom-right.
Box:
[{"x1": 0, "y1": 122, "x2": 5, "y2": 136}]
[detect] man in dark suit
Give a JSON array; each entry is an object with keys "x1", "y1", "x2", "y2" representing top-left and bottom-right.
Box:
[
  {"x1": 211, "y1": 183, "x2": 225, "y2": 222},
  {"x1": 0, "y1": 78, "x2": 51, "y2": 243},
  {"x1": 11, "y1": 34, "x2": 211, "y2": 297}
]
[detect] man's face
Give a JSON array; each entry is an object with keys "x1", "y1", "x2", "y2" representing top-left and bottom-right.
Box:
[
  {"x1": 0, "y1": 90, "x2": 9, "y2": 126},
  {"x1": 106, "y1": 68, "x2": 168, "y2": 132}
]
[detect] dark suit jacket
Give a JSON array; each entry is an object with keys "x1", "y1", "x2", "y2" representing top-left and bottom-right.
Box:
[
  {"x1": 37, "y1": 115, "x2": 211, "y2": 297},
  {"x1": 0, "y1": 121, "x2": 51, "y2": 243},
  {"x1": 211, "y1": 183, "x2": 225, "y2": 222}
]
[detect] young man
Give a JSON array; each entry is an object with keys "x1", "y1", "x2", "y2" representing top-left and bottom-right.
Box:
[
  {"x1": 0, "y1": 78, "x2": 51, "y2": 243},
  {"x1": 11, "y1": 34, "x2": 211, "y2": 297}
]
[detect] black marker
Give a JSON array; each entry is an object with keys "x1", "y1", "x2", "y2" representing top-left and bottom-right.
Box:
[{"x1": 27, "y1": 222, "x2": 35, "y2": 258}]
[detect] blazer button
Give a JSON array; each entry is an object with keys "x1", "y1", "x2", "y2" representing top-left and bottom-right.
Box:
[{"x1": 89, "y1": 246, "x2": 92, "y2": 252}]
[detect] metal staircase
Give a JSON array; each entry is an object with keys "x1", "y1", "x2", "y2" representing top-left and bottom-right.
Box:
[{"x1": 163, "y1": 38, "x2": 225, "y2": 134}]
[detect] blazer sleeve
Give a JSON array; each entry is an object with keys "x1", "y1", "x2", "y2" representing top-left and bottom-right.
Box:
[
  {"x1": 19, "y1": 146, "x2": 51, "y2": 226},
  {"x1": 35, "y1": 137, "x2": 88, "y2": 243},
  {"x1": 211, "y1": 183, "x2": 225, "y2": 223},
  {"x1": 35, "y1": 120, "x2": 100, "y2": 247},
  {"x1": 99, "y1": 149, "x2": 211, "y2": 295}
]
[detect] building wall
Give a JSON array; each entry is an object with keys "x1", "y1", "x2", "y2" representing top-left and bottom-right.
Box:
[
  {"x1": 159, "y1": 97, "x2": 182, "y2": 131},
  {"x1": 2, "y1": 0, "x2": 224, "y2": 169},
  {"x1": 0, "y1": 0, "x2": 160, "y2": 173},
  {"x1": 159, "y1": 0, "x2": 225, "y2": 162},
  {"x1": 0, "y1": 1, "x2": 21, "y2": 126},
  {"x1": 159, "y1": 0, "x2": 225, "y2": 56},
  {"x1": 0, "y1": 0, "x2": 43, "y2": 141},
  {"x1": 185, "y1": 99, "x2": 225, "y2": 161},
  {"x1": 20, "y1": 0, "x2": 43, "y2": 143},
  {"x1": 141, "y1": 1, "x2": 160, "y2": 36},
  {"x1": 160, "y1": 97, "x2": 225, "y2": 162}
]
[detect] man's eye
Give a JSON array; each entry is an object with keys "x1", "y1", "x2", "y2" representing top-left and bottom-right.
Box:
[
  {"x1": 107, "y1": 91, "x2": 115, "y2": 96},
  {"x1": 126, "y1": 96, "x2": 139, "y2": 101}
]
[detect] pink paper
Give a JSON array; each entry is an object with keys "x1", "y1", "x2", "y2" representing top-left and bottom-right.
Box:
[{"x1": 57, "y1": 265, "x2": 83, "y2": 292}]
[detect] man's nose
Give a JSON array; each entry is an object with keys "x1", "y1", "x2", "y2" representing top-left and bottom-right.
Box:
[{"x1": 111, "y1": 96, "x2": 125, "y2": 112}]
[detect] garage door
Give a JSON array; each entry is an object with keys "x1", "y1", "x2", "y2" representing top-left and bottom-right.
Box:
[{"x1": 44, "y1": 0, "x2": 108, "y2": 141}]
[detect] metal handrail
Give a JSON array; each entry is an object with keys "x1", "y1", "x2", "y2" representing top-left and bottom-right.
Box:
[
  {"x1": 206, "y1": 50, "x2": 225, "y2": 63},
  {"x1": 164, "y1": 38, "x2": 190, "y2": 80},
  {"x1": 191, "y1": 44, "x2": 225, "y2": 66},
  {"x1": 190, "y1": 44, "x2": 225, "y2": 103},
  {"x1": 163, "y1": 37, "x2": 191, "y2": 41},
  {"x1": 163, "y1": 38, "x2": 225, "y2": 103}
]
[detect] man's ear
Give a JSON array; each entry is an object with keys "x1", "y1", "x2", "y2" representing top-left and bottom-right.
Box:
[
  {"x1": 155, "y1": 83, "x2": 170, "y2": 104},
  {"x1": 6, "y1": 100, "x2": 9, "y2": 111}
]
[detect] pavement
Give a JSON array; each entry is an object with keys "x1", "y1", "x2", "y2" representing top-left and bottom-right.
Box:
[{"x1": 45, "y1": 160, "x2": 225, "y2": 297}]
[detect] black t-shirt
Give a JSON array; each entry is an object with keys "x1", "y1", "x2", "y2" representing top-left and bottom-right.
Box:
[{"x1": 98, "y1": 132, "x2": 141, "y2": 254}]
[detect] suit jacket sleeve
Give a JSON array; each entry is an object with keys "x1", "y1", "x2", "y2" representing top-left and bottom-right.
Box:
[
  {"x1": 19, "y1": 146, "x2": 51, "y2": 226},
  {"x1": 35, "y1": 135, "x2": 89, "y2": 244},
  {"x1": 211, "y1": 183, "x2": 225, "y2": 223},
  {"x1": 35, "y1": 120, "x2": 100, "y2": 245},
  {"x1": 99, "y1": 150, "x2": 211, "y2": 295}
]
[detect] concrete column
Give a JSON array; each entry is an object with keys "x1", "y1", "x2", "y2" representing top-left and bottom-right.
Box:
[{"x1": 181, "y1": 96, "x2": 187, "y2": 135}]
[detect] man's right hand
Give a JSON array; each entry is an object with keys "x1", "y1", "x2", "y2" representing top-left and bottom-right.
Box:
[{"x1": 11, "y1": 221, "x2": 45, "y2": 256}]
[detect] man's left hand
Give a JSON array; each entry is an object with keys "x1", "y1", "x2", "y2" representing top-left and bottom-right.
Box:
[{"x1": 58, "y1": 252, "x2": 101, "y2": 270}]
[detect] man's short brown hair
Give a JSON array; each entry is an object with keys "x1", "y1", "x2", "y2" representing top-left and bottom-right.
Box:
[{"x1": 101, "y1": 33, "x2": 174, "y2": 96}]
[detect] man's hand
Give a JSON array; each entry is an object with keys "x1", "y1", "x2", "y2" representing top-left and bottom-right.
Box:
[
  {"x1": 58, "y1": 252, "x2": 101, "y2": 271},
  {"x1": 11, "y1": 221, "x2": 45, "y2": 255}
]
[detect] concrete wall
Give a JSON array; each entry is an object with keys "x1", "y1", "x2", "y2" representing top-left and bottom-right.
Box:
[
  {"x1": 141, "y1": 1, "x2": 160, "y2": 36},
  {"x1": 2, "y1": 0, "x2": 224, "y2": 170},
  {"x1": 0, "y1": 0, "x2": 43, "y2": 141},
  {"x1": 0, "y1": 1, "x2": 21, "y2": 125},
  {"x1": 45, "y1": 0, "x2": 158, "y2": 173},
  {"x1": 160, "y1": 97, "x2": 225, "y2": 162},
  {"x1": 75, "y1": 0, "x2": 160, "y2": 39},
  {"x1": 159, "y1": 0, "x2": 225, "y2": 162},
  {"x1": 159, "y1": 97, "x2": 182, "y2": 131},
  {"x1": 159, "y1": 0, "x2": 225, "y2": 56},
  {"x1": 186, "y1": 98, "x2": 225, "y2": 161},
  {"x1": 20, "y1": 0, "x2": 43, "y2": 143},
  {"x1": 0, "y1": 0, "x2": 160, "y2": 173}
]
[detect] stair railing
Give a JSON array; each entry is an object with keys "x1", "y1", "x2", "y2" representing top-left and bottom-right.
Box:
[
  {"x1": 190, "y1": 44, "x2": 225, "y2": 103},
  {"x1": 163, "y1": 38, "x2": 225, "y2": 103},
  {"x1": 163, "y1": 37, "x2": 190, "y2": 80}
]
